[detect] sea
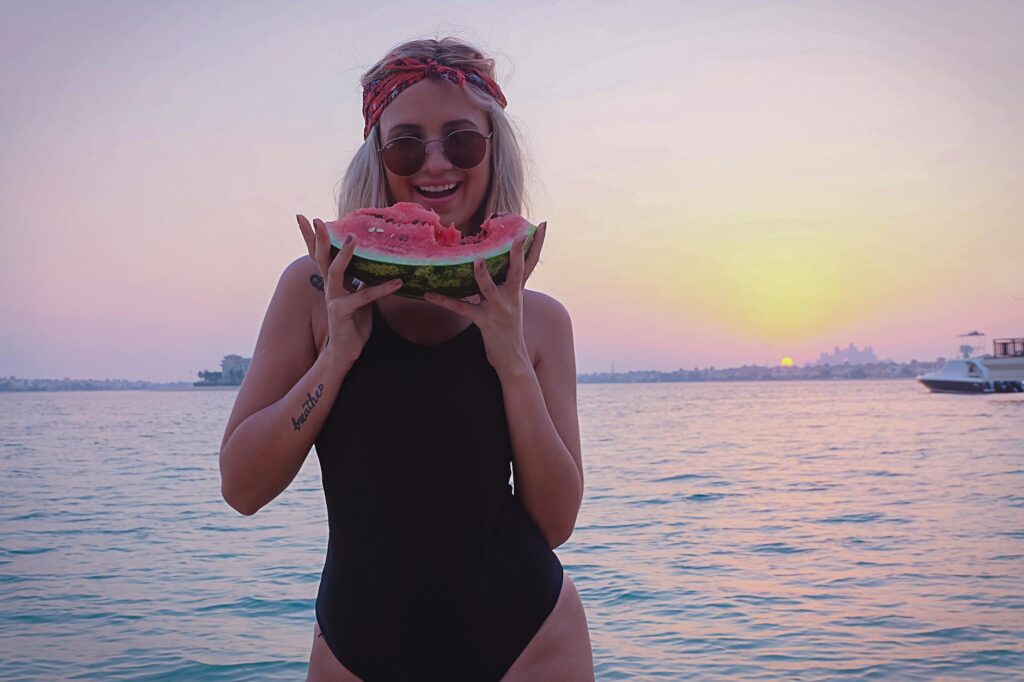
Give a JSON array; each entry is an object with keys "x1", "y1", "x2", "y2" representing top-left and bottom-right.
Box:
[{"x1": 1, "y1": 381, "x2": 1022, "y2": 681}]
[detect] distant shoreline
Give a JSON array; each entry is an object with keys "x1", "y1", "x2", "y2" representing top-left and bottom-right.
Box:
[
  {"x1": 0, "y1": 379, "x2": 236, "y2": 393},
  {"x1": 578, "y1": 359, "x2": 942, "y2": 384},
  {"x1": 0, "y1": 377, "x2": 919, "y2": 393},
  {"x1": 578, "y1": 375, "x2": 914, "y2": 384},
  {"x1": 2, "y1": 360, "x2": 943, "y2": 392}
]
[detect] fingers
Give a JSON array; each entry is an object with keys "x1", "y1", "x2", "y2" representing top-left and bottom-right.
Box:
[
  {"x1": 507, "y1": 234, "x2": 527, "y2": 287},
  {"x1": 348, "y1": 277, "x2": 403, "y2": 308},
  {"x1": 473, "y1": 258, "x2": 499, "y2": 299},
  {"x1": 309, "y1": 219, "x2": 333, "y2": 281},
  {"x1": 297, "y1": 214, "x2": 316, "y2": 262},
  {"x1": 523, "y1": 221, "x2": 546, "y2": 284},
  {"x1": 423, "y1": 291, "x2": 478, "y2": 320},
  {"x1": 301, "y1": 216, "x2": 361, "y2": 293},
  {"x1": 316, "y1": 218, "x2": 356, "y2": 298}
]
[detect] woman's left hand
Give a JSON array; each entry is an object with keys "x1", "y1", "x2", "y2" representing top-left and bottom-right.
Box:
[{"x1": 423, "y1": 221, "x2": 547, "y2": 377}]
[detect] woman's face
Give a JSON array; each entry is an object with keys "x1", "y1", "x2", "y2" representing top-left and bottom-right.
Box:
[{"x1": 378, "y1": 78, "x2": 492, "y2": 232}]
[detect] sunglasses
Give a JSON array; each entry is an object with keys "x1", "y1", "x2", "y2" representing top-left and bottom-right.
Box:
[{"x1": 378, "y1": 129, "x2": 492, "y2": 177}]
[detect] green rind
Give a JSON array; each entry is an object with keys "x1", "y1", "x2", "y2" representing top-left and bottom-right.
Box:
[{"x1": 345, "y1": 224, "x2": 536, "y2": 299}]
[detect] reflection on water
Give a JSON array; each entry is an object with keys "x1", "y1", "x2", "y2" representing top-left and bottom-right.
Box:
[{"x1": 1, "y1": 381, "x2": 1022, "y2": 680}]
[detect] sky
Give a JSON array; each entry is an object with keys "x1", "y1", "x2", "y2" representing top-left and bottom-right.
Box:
[{"x1": 1, "y1": 0, "x2": 1022, "y2": 381}]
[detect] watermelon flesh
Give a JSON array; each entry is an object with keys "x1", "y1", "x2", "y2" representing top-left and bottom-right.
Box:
[{"x1": 326, "y1": 202, "x2": 537, "y2": 299}]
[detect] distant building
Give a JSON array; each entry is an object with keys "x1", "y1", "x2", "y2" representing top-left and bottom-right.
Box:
[
  {"x1": 195, "y1": 354, "x2": 251, "y2": 387},
  {"x1": 221, "y1": 354, "x2": 250, "y2": 382},
  {"x1": 811, "y1": 342, "x2": 879, "y2": 366}
]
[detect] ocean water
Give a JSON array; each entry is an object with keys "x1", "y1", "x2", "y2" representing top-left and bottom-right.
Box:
[{"x1": 1, "y1": 381, "x2": 1022, "y2": 681}]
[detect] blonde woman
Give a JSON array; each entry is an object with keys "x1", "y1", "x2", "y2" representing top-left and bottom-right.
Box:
[{"x1": 219, "y1": 37, "x2": 593, "y2": 681}]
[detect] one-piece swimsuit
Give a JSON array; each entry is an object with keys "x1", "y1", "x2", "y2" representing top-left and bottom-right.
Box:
[{"x1": 314, "y1": 301, "x2": 564, "y2": 681}]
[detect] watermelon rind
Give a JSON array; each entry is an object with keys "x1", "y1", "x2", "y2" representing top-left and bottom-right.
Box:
[{"x1": 329, "y1": 222, "x2": 537, "y2": 299}]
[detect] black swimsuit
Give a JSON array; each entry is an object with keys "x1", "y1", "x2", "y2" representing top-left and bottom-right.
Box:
[{"x1": 314, "y1": 301, "x2": 564, "y2": 681}]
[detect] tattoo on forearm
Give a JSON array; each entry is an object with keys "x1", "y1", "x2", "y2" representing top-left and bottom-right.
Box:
[
  {"x1": 310, "y1": 274, "x2": 324, "y2": 292},
  {"x1": 292, "y1": 383, "x2": 325, "y2": 431}
]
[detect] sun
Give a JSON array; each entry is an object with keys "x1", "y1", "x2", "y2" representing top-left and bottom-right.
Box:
[{"x1": 780, "y1": 356, "x2": 795, "y2": 367}]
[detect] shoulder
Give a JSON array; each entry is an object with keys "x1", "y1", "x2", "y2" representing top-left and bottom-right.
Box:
[
  {"x1": 273, "y1": 255, "x2": 329, "y2": 313},
  {"x1": 524, "y1": 290, "x2": 574, "y2": 364},
  {"x1": 280, "y1": 254, "x2": 323, "y2": 293},
  {"x1": 279, "y1": 255, "x2": 333, "y2": 353},
  {"x1": 524, "y1": 289, "x2": 572, "y2": 329},
  {"x1": 269, "y1": 255, "x2": 323, "y2": 333}
]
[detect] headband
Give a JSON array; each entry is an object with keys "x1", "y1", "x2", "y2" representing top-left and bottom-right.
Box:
[{"x1": 362, "y1": 57, "x2": 507, "y2": 139}]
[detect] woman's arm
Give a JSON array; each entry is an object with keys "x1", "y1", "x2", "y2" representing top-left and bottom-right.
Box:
[
  {"x1": 219, "y1": 256, "x2": 353, "y2": 516},
  {"x1": 499, "y1": 291, "x2": 583, "y2": 549},
  {"x1": 422, "y1": 227, "x2": 583, "y2": 548}
]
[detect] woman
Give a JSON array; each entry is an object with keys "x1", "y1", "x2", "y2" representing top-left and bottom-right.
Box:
[{"x1": 219, "y1": 37, "x2": 593, "y2": 681}]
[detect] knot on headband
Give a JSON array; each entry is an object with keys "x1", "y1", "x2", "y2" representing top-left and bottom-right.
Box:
[
  {"x1": 423, "y1": 59, "x2": 456, "y2": 80},
  {"x1": 362, "y1": 57, "x2": 507, "y2": 139}
]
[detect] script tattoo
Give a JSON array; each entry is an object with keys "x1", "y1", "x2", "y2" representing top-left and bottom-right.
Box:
[
  {"x1": 310, "y1": 274, "x2": 324, "y2": 292},
  {"x1": 292, "y1": 383, "x2": 325, "y2": 431}
]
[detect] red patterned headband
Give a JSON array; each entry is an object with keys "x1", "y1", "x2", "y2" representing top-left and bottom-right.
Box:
[{"x1": 362, "y1": 57, "x2": 508, "y2": 139}]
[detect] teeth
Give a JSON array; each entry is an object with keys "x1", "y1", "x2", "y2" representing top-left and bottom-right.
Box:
[{"x1": 417, "y1": 183, "x2": 458, "y2": 192}]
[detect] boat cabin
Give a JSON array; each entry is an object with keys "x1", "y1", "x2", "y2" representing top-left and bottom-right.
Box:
[{"x1": 993, "y1": 338, "x2": 1024, "y2": 358}]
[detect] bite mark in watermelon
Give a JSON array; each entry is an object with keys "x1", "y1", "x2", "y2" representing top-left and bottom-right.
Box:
[{"x1": 326, "y1": 202, "x2": 537, "y2": 299}]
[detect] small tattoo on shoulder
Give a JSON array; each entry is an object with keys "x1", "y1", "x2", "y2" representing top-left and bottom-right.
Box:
[{"x1": 310, "y1": 274, "x2": 324, "y2": 292}]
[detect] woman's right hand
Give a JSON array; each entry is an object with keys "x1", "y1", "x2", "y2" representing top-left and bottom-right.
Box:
[{"x1": 296, "y1": 215, "x2": 403, "y2": 367}]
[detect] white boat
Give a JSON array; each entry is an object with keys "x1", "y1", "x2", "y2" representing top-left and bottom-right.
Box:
[{"x1": 917, "y1": 332, "x2": 1024, "y2": 394}]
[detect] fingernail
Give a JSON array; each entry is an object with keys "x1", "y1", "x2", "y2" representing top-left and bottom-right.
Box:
[
  {"x1": 296, "y1": 214, "x2": 302, "y2": 224},
  {"x1": 389, "y1": 278, "x2": 402, "y2": 286},
  {"x1": 344, "y1": 233, "x2": 354, "y2": 245}
]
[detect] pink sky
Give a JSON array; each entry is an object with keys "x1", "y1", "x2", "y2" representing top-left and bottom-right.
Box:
[{"x1": 2, "y1": 1, "x2": 1022, "y2": 381}]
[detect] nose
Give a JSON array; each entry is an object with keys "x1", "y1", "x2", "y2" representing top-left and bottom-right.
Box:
[{"x1": 420, "y1": 139, "x2": 452, "y2": 173}]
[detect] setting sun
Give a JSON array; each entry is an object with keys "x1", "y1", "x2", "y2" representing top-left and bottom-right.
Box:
[{"x1": 780, "y1": 356, "x2": 795, "y2": 367}]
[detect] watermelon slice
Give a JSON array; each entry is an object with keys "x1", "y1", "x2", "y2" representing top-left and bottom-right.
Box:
[{"x1": 326, "y1": 202, "x2": 537, "y2": 299}]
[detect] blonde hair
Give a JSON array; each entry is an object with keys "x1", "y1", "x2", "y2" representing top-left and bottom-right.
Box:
[{"x1": 336, "y1": 38, "x2": 527, "y2": 230}]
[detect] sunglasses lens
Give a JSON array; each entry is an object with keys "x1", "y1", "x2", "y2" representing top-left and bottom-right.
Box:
[
  {"x1": 444, "y1": 130, "x2": 488, "y2": 169},
  {"x1": 382, "y1": 137, "x2": 425, "y2": 176},
  {"x1": 381, "y1": 131, "x2": 488, "y2": 175}
]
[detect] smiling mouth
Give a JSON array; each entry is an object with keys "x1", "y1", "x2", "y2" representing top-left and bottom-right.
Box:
[{"x1": 415, "y1": 182, "x2": 461, "y2": 199}]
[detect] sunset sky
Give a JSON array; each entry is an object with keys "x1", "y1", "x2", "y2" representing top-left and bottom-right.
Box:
[{"x1": 2, "y1": 0, "x2": 1022, "y2": 381}]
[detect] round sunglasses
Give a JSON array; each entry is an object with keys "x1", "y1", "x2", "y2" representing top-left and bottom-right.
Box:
[{"x1": 378, "y1": 129, "x2": 492, "y2": 176}]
